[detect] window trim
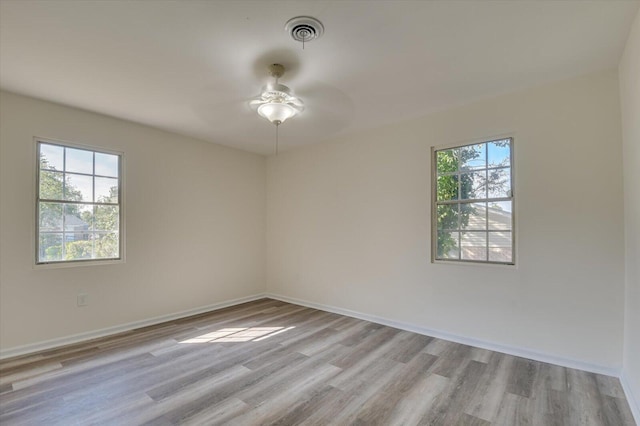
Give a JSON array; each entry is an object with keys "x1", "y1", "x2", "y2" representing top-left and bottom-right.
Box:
[
  {"x1": 34, "y1": 137, "x2": 125, "y2": 267},
  {"x1": 431, "y1": 136, "x2": 516, "y2": 266}
]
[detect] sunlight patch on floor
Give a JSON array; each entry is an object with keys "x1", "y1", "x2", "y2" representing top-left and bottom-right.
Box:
[{"x1": 180, "y1": 326, "x2": 295, "y2": 343}]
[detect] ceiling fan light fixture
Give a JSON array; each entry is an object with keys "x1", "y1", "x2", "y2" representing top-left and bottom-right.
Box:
[{"x1": 257, "y1": 102, "x2": 297, "y2": 125}]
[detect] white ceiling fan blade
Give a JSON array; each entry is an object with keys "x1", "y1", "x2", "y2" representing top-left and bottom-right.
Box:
[
  {"x1": 296, "y1": 81, "x2": 355, "y2": 129},
  {"x1": 287, "y1": 97, "x2": 305, "y2": 110},
  {"x1": 249, "y1": 98, "x2": 266, "y2": 108}
]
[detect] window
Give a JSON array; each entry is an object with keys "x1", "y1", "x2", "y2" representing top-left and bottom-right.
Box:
[
  {"x1": 432, "y1": 138, "x2": 514, "y2": 264},
  {"x1": 36, "y1": 140, "x2": 122, "y2": 264}
]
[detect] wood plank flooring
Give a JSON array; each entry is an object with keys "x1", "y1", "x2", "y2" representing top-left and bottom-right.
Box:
[{"x1": 0, "y1": 299, "x2": 635, "y2": 425}]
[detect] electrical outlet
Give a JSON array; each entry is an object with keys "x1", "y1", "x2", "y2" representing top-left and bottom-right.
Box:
[{"x1": 77, "y1": 293, "x2": 89, "y2": 307}]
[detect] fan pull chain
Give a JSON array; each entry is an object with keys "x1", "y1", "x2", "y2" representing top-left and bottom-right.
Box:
[{"x1": 275, "y1": 123, "x2": 279, "y2": 156}]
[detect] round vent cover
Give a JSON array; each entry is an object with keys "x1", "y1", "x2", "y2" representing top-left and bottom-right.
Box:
[{"x1": 285, "y1": 16, "x2": 324, "y2": 44}]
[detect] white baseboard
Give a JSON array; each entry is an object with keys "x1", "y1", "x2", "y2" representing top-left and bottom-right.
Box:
[
  {"x1": 620, "y1": 372, "x2": 640, "y2": 425},
  {"x1": 266, "y1": 292, "x2": 621, "y2": 378},
  {"x1": 0, "y1": 293, "x2": 267, "y2": 360}
]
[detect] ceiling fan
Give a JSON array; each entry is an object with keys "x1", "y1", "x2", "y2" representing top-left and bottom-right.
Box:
[
  {"x1": 244, "y1": 16, "x2": 353, "y2": 154},
  {"x1": 249, "y1": 63, "x2": 304, "y2": 127}
]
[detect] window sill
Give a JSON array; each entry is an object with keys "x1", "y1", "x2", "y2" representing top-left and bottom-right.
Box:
[
  {"x1": 432, "y1": 259, "x2": 517, "y2": 269},
  {"x1": 34, "y1": 258, "x2": 124, "y2": 270}
]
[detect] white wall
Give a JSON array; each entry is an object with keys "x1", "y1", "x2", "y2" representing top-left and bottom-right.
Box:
[
  {"x1": 266, "y1": 70, "x2": 625, "y2": 370},
  {"x1": 0, "y1": 91, "x2": 266, "y2": 352},
  {"x1": 0, "y1": 61, "x2": 631, "y2": 398},
  {"x1": 619, "y1": 7, "x2": 640, "y2": 420}
]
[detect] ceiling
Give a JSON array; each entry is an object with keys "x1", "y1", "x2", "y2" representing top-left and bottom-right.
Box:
[{"x1": 1, "y1": 0, "x2": 638, "y2": 155}]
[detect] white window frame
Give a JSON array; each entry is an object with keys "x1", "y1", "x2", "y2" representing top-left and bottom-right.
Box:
[
  {"x1": 35, "y1": 137, "x2": 124, "y2": 267},
  {"x1": 431, "y1": 137, "x2": 515, "y2": 265}
]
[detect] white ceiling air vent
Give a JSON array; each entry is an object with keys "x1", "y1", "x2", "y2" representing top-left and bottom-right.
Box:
[{"x1": 285, "y1": 16, "x2": 324, "y2": 46}]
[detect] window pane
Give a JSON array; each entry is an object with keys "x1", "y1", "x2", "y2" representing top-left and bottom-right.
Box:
[
  {"x1": 460, "y1": 144, "x2": 486, "y2": 170},
  {"x1": 461, "y1": 231, "x2": 487, "y2": 261},
  {"x1": 95, "y1": 177, "x2": 118, "y2": 203},
  {"x1": 64, "y1": 204, "x2": 93, "y2": 232},
  {"x1": 437, "y1": 204, "x2": 458, "y2": 230},
  {"x1": 65, "y1": 235, "x2": 93, "y2": 260},
  {"x1": 460, "y1": 171, "x2": 486, "y2": 200},
  {"x1": 65, "y1": 147, "x2": 93, "y2": 174},
  {"x1": 488, "y1": 201, "x2": 511, "y2": 230},
  {"x1": 95, "y1": 152, "x2": 119, "y2": 177},
  {"x1": 437, "y1": 175, "x2": 458, "y2": 201},
  {"x1": 437, "y1": 230, "x2": 459, "y2": 259},
  {"x1": 437, "y1": 149, "x2": 458, "y2": 173},
  {"x1": 95, "y1": 205, "x2": 119, "y2": 231},
  {"x1": 489, "y1": 230, "x2": 512, "y2": 262},
  {"x1": 488, "y1": 140, "x2": 511, "y2": 167},
  {"x1": 489, "y1": 248, "x2": 512, "y2": 263},
  {"x1": 461, "y1": 202, "x2": 486, "y2": 231},
  {"x1": 487, "y1": 167, "x2": 510, "y2": 198},
  {"x1": 489, "y1": 231, "x2": 511, "y2": 247},
  {"x1": 39, "y1": 233, "x2": 63, "y2": 262},
  {"x1": 40, "y1": 144, "x2": 63, "y2": 171},
  {"x1": 39, "y1": 202, "x2": 63, "y2": 231},
  {"x1": 40, "y1": 170, "x2": 64, "y2": 200},
  {"x1": 94, "y1": 233, "x2": 119, "y2": 259},
  {"x1": 489, "y1": 231, "x2": 512, "y2": 262},
  {"x1": 65, "y1": 173, "x2": 93, "y2": 202}
]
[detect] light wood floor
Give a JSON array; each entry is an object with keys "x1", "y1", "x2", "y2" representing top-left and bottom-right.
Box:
[{"x1": 0, "y1": 299, "x2": 635, "y2": 425}]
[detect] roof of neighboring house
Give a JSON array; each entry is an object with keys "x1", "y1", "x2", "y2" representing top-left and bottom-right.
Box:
[{"x1": 63, "y1": 214, "x2": 89, "y2": 230}]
